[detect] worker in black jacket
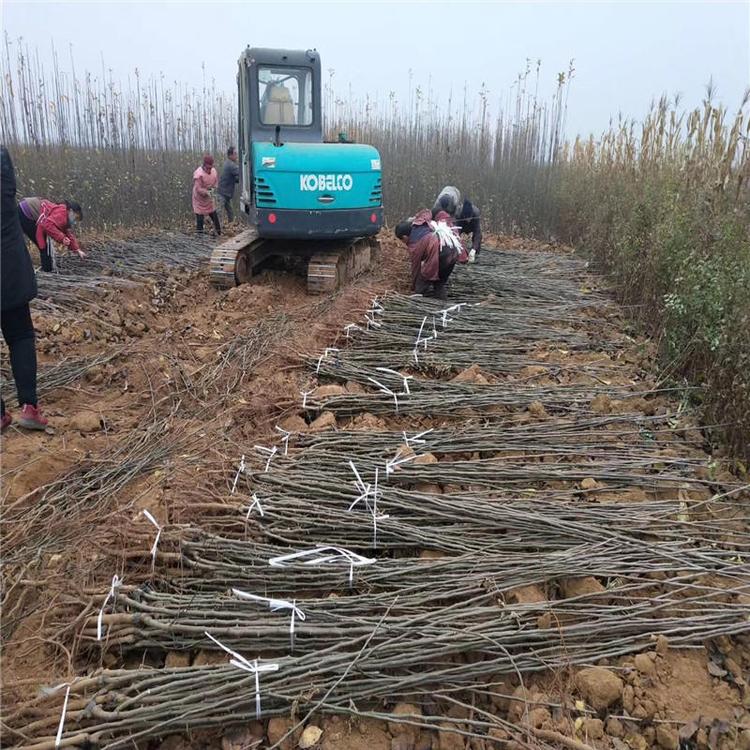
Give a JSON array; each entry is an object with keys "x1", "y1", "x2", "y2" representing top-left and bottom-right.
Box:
[
  {"x1": 1, "y1": 145, "x2": 47, "y2": 431},
  {"x1": 432, "y1": 185, "x2": 483, "y2": 260}
]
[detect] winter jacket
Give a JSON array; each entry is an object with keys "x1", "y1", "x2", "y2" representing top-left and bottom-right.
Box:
[
  {"x1": 403, "y1": 209, "x2": 462, "y2": 290},
  {"x1": 454, "y1": 199, "x2": 482, "y2": 252},
  {"x1": 34, "y1": 200, "x2": 80, "y2": 254},
  {"x1": 192, "y1": 166, "x2": 218, "y2": 214},
  {"x1": 1, "y1": 146, "x2": 37, "y2": 311},
  {"x1": 218, "y1": 159, "x2": 240, "y2": 199}
]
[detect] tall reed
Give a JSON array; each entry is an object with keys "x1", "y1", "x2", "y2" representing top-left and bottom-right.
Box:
[
  {"x1": 2, "y1": 40, "x2": 748, "y2": 456},
  {"x1": 556, "y1": 89, "x2": 750, "y2": 458}
]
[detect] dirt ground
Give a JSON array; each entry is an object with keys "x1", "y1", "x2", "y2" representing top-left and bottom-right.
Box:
[{"x1": 1, "y1": 229, "x2": 748, "y2": 750}]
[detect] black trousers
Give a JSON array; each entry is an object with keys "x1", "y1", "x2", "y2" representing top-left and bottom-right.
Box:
[
  {"x1": 220, "y1": 195, "x2": 234, "y2": 223},
  {"x1": 18, "y1": 207, "x2": 55, "y2": 271},
  {"x1": 415, "y1": 249, "x2": 457, "y2": 300},
  {"x1": 196, "y1": 212, "x2": 221, "y2": 235},
  {"x1": 1, "y1": 303, "x2": 38, "y2": 415}
]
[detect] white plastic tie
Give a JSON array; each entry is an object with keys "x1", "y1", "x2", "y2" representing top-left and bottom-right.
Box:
[
  {"x1": 204, "y1": 632, "x2": 279, "y2": 718},
  {"x1": 365, "y1": 313, "x2": 382, "y2": 329},
  {"x1": 315, "y1": 347, "x2": 339, "y2": 374},
  {"x1": 54, "y1": 684, "x2": 71, "y2": 748},
  {"x1": 142, "y1": 509, "x2": 162, "y2": 570},
  {"x1": 366, "y1": 377, "x2": 399, "y2": 412},
  {"x1": 386, "y1": 451, "x2": 418, "y2": 475},
  {"x1": 348, "y1": 460, "x2": 367, "y2": 495},
  {"x1": 375, "y1": 368, "x2": 413, "y2": 395},
  {"x1": 231, "y1": 454, "x2": 246, "y2": 494},
  {"x1": 300, "y1": 390, "x2": 312, "y2": 409},
  {"x1": 348, "y1": 485, "x2": 371, "y2": 512},
  {"x1": 245, "y1": 493, "x2": 266, "y2": 520},
  {"x1": 430, "y1": 219, "x2": 464, "y2": 252},
  {"x1": 403, "y1": 428, "x2": 433, "y2": 447},
  {"x1": 254, "y1": 445, "x2": 278, "y2": 473},
  {"x1": 268, "y1": 545, "x2": 375, "y2": 588},
  {"x1": 97, "y1": 574, "x2": 122, "y2": 641},
  {"x1": 275, "y1": 426, "x2": 292, "y2": 456},
  {"x1": 232, "y1": 588, "x2": 306, "y2": 650},
  {"x1": 344, "y1": 323, "x2": 362, "y2": 338}
]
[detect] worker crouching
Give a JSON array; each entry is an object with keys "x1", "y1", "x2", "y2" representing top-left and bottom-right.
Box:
[
  {"x1": 433, "y1": 186, "x2": 482, "y2": 261},
  {"x1": 395, "y1": 209, "x2": 465, "y2": 301}
]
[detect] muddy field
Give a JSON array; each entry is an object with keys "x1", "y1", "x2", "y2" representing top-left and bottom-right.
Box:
[{"x1": 1, "y1": 230, "x2": 748, "y2": 750}]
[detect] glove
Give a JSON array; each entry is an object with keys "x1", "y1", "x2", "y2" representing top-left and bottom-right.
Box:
[{"x1": 468, "y1": 249, "x2": 476, "y2": 263}]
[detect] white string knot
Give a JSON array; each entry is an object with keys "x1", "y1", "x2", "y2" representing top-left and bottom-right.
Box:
[
  {"x1": 347, "y1": 466, "x2": 388, "y2": 549},
  {"x1": 300, "y1": 390, "x2": 313, "y2": 409},
  {"x1": 344, "y1": 323, "x2": 362, "y2": 338},
  {"x1": 244, "y1": 493, "x2": 266, "y2": 520},
  {"x1": 204, "y1": 632, "x2": 279, "y2": 718},
  {"x1": 269, "y1": 545, "x2": 375, "y2": 587},
  {"x1": 232, "y1": 588, "x2": 306, "y2": 650},
  {"x1": 97, "y1": 574, "x2": 122, "y2": 641},
  {"x1": 386, "y1": 450, "x2": 417, "y2": 475},
  {"x1": 375, "y1": 367, "x2": 413, "y2": 395},
  {"x1": 402, "y1": 428, "x2": 433, "y2": 447}
]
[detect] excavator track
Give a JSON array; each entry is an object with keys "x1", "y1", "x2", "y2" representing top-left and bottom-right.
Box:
[
  {"x1": 307, "y1": 237, "x2": 379, "y2": 294},
  {"x1": 210, "y1": 230, "x2": 379, "y2": 294},
  {"x1": 209, "y1": 228, "x2": 264, "y2": 288}
]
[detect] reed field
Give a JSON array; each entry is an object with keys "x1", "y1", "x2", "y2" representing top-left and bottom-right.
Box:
[
  {"x1": 1, "y1": 39, "x2": 748, "y2": 456},
  {"x1": 556, "y1": 92, "x2": 750, "y2": 459}
]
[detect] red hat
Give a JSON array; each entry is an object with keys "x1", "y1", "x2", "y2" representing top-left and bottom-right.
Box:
[{"x1": 202, "y1": 154, "x2": 214, "y2": 166}]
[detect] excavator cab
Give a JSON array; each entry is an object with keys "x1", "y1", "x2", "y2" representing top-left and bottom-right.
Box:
[{"x1": 210, "y1": 47, "x2": 383, "y2": 292}]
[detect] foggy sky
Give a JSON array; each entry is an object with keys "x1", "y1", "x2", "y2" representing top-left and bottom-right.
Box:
[{"x1": 2, "y1": 0, "x2": 749, "y2": 139}]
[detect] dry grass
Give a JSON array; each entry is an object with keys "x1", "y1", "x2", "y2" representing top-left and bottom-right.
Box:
[
  {"x1": 557, "y1": 89, "x2": 750, "y2": 459},
  {"x1": 2, "y1": 40, "x2": 748, "y2": 456}
]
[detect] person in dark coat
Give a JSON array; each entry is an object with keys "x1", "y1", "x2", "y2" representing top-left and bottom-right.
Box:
[
  {"x1": 432, "y1": 185, "x2": 482, "y2": 260},
  {"x1": 218, "y1": 146, "x2": 240, "y2": 223},
  {"x1": 395, "y1": 209, "x2": 462, "y2": 300},
  {"x1": 1, "y1": 146, "x2": 47, "y2": 431}
]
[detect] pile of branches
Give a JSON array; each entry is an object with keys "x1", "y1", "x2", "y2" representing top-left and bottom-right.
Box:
[
  {"x1": 52, "y1": 232, "x2": 214, "y2": 280},
  {"x1": 7, "y1": 246, "x2": 749, "y2": 750},
  {"x1": 32, "y1": 233, "x2": 214, "y2": 318}
]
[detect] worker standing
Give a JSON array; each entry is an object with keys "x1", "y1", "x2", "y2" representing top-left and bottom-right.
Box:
[
  {"x1": 192, "y1": 154, "x2": 221, "y2": 235},
  {"x1": 218, "y1": 146, "x2": 240, "y2": 223},
  {"x1": 433, "y1": 185, "x2": 482, "y2": 261},
  {"x1": 395, "y1": 209, "x2": 462, "y2": 300},
  {"x1": 1, "y1": 146, "x2": 47, "y2": 431},
  {"x1": 18, "y1": 196, "x2": 85, "y2": 271}
]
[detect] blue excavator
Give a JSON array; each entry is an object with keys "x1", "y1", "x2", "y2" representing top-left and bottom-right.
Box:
[{"x1": 210, "y1": 47, "x2": 384, "y2": 293}]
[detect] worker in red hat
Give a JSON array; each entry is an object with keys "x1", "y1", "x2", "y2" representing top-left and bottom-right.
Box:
[{"x1": 192, "y1": 154, "x2": 221, "y2": 235}]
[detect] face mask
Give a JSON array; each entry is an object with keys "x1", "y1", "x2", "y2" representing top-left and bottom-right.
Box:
[{"x1": 68, "y1": 212, "x2": 77, "y2": 227}]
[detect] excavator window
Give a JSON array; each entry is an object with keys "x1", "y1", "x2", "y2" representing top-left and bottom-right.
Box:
[{"x1": 258, "y1": 66, "x2": 313, "y2": 127}]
